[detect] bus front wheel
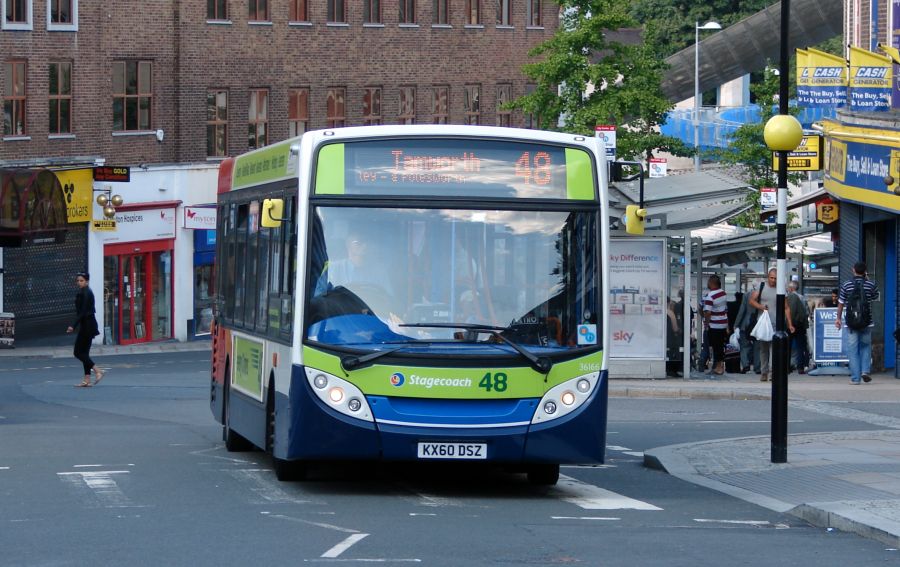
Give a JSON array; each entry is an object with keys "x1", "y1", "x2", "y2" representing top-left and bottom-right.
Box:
[{"x1": 527, "y1": 464, "x2": 560, "y2": 486}]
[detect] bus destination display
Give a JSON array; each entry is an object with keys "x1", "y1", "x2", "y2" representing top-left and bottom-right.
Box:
[{"x1": 333, "y1": 139, "x2": 589, "y2": 199}]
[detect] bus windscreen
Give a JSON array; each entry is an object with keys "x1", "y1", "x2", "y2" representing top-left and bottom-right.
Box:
[{"x1": 315, "y1": 139, "x2": 595, "y2": 200}]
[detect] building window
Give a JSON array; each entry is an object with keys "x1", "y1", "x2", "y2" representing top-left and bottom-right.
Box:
[
  {"x1": 431, "y1": 86, "x2": 448, "y2": 124},
  {"x1": 288, "y1": 88, "x2": 308, "y2": 136},
  {"x1": 3, "y1": 0, "x2": 32, "y2": 29},
  {"x1": 399, "y1": 0, "x2": 414, "y2": 23},
  {"x1": 466, "y1": 0, "x2": 479, "y2": 25},
  {"x1": 464, "y1": 84, "x2": 480, "y2": 125},
  {"x1": 49, "y1": 61, "x2": 72, "y2": 135},
  {"x1": 112, "y1": 61, "x2": 152, "y2": 131},
  {"x1": 362, "y1": 87, "x2": 382, "y2": 125},
  {"x1": 327, "y1": 0, "x2": 344, "y2": 22},
  {"x1": 248, "y1": 89, "x2": 268, "y2": 149},
  {"x1": 207, "y1": 0, "x2": 227, "y2": 20},
  {"x1": 526, "y1": 0, "x2": 540, "y2": 26},
  {"x1": 249, "y1": 0, "x2": 268, "y2": 21},
  {"x1": 398, "y1": 86, "x2": 415, "y2": 124},
  {"x1": 495, "y1": 0, "x2": 510, "y2": 25},
  {"x1": 3, "y1": 60, "x2": 26, "y2": 136},
  {"x1": 433, "y1": 0, "x2": 447, "y2": 24},
  {"x1": 496, "y1": 84, "x2": 511, "y2": 127},
  {"x1": 49, "y1": 0, "x2": 77, "y2": 27},
  {"x1": 326, "y1": 87, "x2": 345, "y2": 127},
  {"x1": 207, "y1": 90, "x2": 228, "y2": 157},
  {"x1": 289, "y1": 0, "x2": 306, "y2": 21},
  {"x1": 364, "y1": 0, "x2": 379, "y2": 23}
]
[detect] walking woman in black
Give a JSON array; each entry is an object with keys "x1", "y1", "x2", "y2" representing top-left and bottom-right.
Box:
[{"x1": 67, "y1": 272, "x2": 104, "y2": 387}]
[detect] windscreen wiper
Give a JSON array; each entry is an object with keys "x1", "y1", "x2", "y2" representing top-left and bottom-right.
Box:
[
  {"x1": 341, "y1": 346, "x2": 407, "y2": 371},
  {"x1": 400, "y1": 322, "x2": 553, "y2": 374}
]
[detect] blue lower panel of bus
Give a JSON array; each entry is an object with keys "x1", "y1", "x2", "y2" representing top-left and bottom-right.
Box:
[{"x1": 285, "y1": 365, "x2": 607, "y2": 464}]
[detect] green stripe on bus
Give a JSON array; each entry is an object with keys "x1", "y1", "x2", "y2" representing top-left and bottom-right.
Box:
[
  {"x1": 302, "y1": 346, "x2": 603, "y2": 399},
  {"x1": 233, "y1": 140, "x2": 295, "y2": 189},
  {"x1": 315, "y1": 143, "x2": 345, "y2": 194},
  {"x1": 565, "y1": 148, "x2": 594, "y2": 200}
]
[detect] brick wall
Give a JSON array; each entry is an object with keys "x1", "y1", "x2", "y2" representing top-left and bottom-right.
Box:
[{"x1": 1, "y1": 0, "x2": 557, "y2": 166}]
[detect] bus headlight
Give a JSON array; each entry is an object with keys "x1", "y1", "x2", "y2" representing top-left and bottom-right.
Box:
[
  {"x1": 304, "y1": 367, "x2": 373, "y2": 422},
  {"x1": 532, "y1": 371, "x2": 600, "y2": 424}
]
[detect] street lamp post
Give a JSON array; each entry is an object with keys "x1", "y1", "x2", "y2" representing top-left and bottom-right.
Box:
[
  {"x1": 763, "y1": 0, "x2": 802, "y2": 464},
  {"x1": 694, "y1": 21, "x2": 722, "y2": 172}
]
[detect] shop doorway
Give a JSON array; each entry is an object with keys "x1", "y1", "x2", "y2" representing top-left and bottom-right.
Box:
[{"x1": 103, "y1": 242, "x2": 173, "y2": 345}]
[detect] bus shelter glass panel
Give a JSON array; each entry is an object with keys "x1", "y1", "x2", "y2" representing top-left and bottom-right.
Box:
[{"x1": 306, "y1": 206, "x2": 600, "y2": 356}]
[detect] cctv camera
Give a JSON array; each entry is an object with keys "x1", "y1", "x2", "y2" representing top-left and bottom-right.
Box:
[{"x1": 155, "y1": 129, "x2": 164, "y2": 143}]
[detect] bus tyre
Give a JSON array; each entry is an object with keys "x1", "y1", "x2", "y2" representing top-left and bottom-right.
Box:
[
  {"x1": 527, "y1": 464, "x2": 560, "y2": 486},
  {"x1": 223, "y1": 376, "x2": 253, "y2": 452}
]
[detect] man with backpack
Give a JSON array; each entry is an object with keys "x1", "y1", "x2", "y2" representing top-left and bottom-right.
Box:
[{"x1": 836, "y1": 262, "x2": 879, "y2": 385}]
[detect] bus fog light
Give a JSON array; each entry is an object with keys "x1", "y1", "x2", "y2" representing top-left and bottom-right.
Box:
[
  {"x1": 576, "y1": 379, "x2": 591, "y2": 393},
  {"x1": 561, "y1": 391, "x2": 576, "y2": 406},
  {"x1": 543, "y1": 401, "x2": 557, "y2": 415},
  {"x1": 313, "y1": 374, "x2": 328, "y2": 389},
  {"x1": 348, "y1": 398, "x2": 362, "y2": 412},
  {"x1": 329, "y1": 387, "x2": 344, "y2": 403}
]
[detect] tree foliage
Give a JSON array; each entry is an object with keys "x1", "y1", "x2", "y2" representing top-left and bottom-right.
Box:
[
  {"x1": 712, "y1": 66, "x2": 804, "y2": 229},
  {"x1": 509, "y1": 0, "x2": 692, "y2": 161}
]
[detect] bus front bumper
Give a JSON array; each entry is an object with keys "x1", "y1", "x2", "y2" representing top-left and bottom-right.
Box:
[{"x1": 285, "y1": 366, "x2": 607, "y2": 464}]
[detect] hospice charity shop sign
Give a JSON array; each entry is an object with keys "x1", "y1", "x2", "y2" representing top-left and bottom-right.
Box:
[{"x1": 608, "y1": 238, "x2": 666, "y2": 359}]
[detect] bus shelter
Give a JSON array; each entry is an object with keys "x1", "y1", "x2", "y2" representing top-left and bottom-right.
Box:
[{"x1": 608, "y1": 169, "x2": 754, "y2": 379}]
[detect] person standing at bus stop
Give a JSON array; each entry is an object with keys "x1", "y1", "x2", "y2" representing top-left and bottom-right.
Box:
[
  {"x1": 836, "y1": 262, "x2": 878, "y2": 385},
  {"x1": 749, "y1": 268, "x2": 794, "y2": 382},
  {"x1": 702, "y1": 274, "x2": 729, "y2": 375},
  {"x1": 67, "y1": 272, "x2": 104, "y2": 387}
]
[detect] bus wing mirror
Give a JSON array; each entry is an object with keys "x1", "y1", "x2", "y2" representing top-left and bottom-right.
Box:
[{"x1": 261, "y1": 198, "x2": 285, "y2": 228}]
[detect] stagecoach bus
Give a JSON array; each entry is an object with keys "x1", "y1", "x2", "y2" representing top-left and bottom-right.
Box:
[{"x1": 210, "y1": 125, "x2": 609, "y2": 485}]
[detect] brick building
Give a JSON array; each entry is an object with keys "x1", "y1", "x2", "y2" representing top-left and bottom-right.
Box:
[{"x1": 1, "y1": 0, "x2": 557, "y2": 343}]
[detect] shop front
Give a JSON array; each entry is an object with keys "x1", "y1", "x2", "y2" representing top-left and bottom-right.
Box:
[
  {"x1": 99, "y1": 202, "x2": 178, "y2": 345},
  {"x1": 820, "y1": 116, "x2": 900, "y2": 375},
  {"x1": 186, "y1": 205, "x2": 217, "y2": 339}
]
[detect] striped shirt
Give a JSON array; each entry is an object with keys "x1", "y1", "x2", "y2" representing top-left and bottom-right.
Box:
[
  {"x1": 838, "y1": 277, "x2": 878, "y2": 328},
  {"x1": 703, "y1": 288, "x2": 729, "y2": 329}
]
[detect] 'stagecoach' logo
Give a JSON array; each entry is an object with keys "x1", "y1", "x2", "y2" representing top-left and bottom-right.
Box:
[{"x1": 390, "y1": 372, "x2": 405, "y2": 387}]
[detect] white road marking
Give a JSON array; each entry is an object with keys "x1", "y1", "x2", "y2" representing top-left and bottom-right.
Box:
[
  {"x1": 228, "y1": 469, "x2": 315, "y2": 504},
  {"x1": 303, "y1": 560, "x2": 422, "y2": 563},
  {"x1": 551, "y1": 516, "x2": 620, "y2": 521},
  {"x1": 606, "y1": 445, "x2": 632, "y2": 451},
  {"x1": 693, "y1": 519, "x2": 778, "y2": 526},
  {"x1": 322, "y1": 534, "x2": 370, "y2": 558},
  {"x1": 57, "y1": 471, "x2": 138, "y2": 508},
  {"x1": 699, "y1": 420, "x2": 803, "y2": 424},
  {"x1": 553, "y1": 474, "x2": 663, "y2": 510},
  {"x1": 0, "y1": 467, "x2": 9, "y2": 470},
  {"x1": 622, "y1": 452, "x2": 644, "y2": 457},
  {"x1": 267, "y1": 513, "x2": 360, "y2": 534},
  {"x1": 409, "y1": 513, "x2": 436, "y2": 516}
]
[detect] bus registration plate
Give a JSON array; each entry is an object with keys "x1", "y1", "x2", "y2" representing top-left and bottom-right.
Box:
[{"x1": 417, "y1": 442, "x2": 487, "y2": 460}]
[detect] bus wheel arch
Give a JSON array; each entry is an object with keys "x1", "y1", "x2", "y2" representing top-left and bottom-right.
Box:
[
  {"x1": 223, "y1": 356, "x2": 253, "y2": 452},
  {"x1": 267, "y1": 372, "x2": 307, "y2": 481},
  {"x1": 527, "y1": 463, "x2": 560, "y2": 486}
]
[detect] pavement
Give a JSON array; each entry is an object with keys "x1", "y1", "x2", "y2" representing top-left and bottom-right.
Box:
[{"x1": 3, "y1": 335, "x2": 900, "y2": 547}]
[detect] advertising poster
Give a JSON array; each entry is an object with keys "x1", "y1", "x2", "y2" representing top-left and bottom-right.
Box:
[
  {"x1": 233, "y1": 335, "x2": 264, "y2": 400},
  {"x1": 849, "y1": 47, "x2": 892, "y2": 112},
  {"x1": 609, "y1": 239, "x2": 666, "y2": 359},
  {"x1": 893, "y1": 0, "x2": 900, "y2": 108},
  {"x1": 805, "y1": 48, "x2": 848, "y2": 108},
  {"x1": 812, "y1": 308, "x2": 848, "y2": 363}
]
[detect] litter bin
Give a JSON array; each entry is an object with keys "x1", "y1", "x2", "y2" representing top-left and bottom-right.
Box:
[{"x1": 0, "y1": 312, "x2": 14, "y2": 348}]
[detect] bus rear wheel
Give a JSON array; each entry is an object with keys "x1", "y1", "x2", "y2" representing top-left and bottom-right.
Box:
[
  {"x1": 266, "y1": 380, "x2": 307, "y2": 482},
  {"x1": 527, "y1": 464, "x2": 560, "y2": 486},
  {"x1": 223, "y1": 372, "x2": 253, "y2": 452}
]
